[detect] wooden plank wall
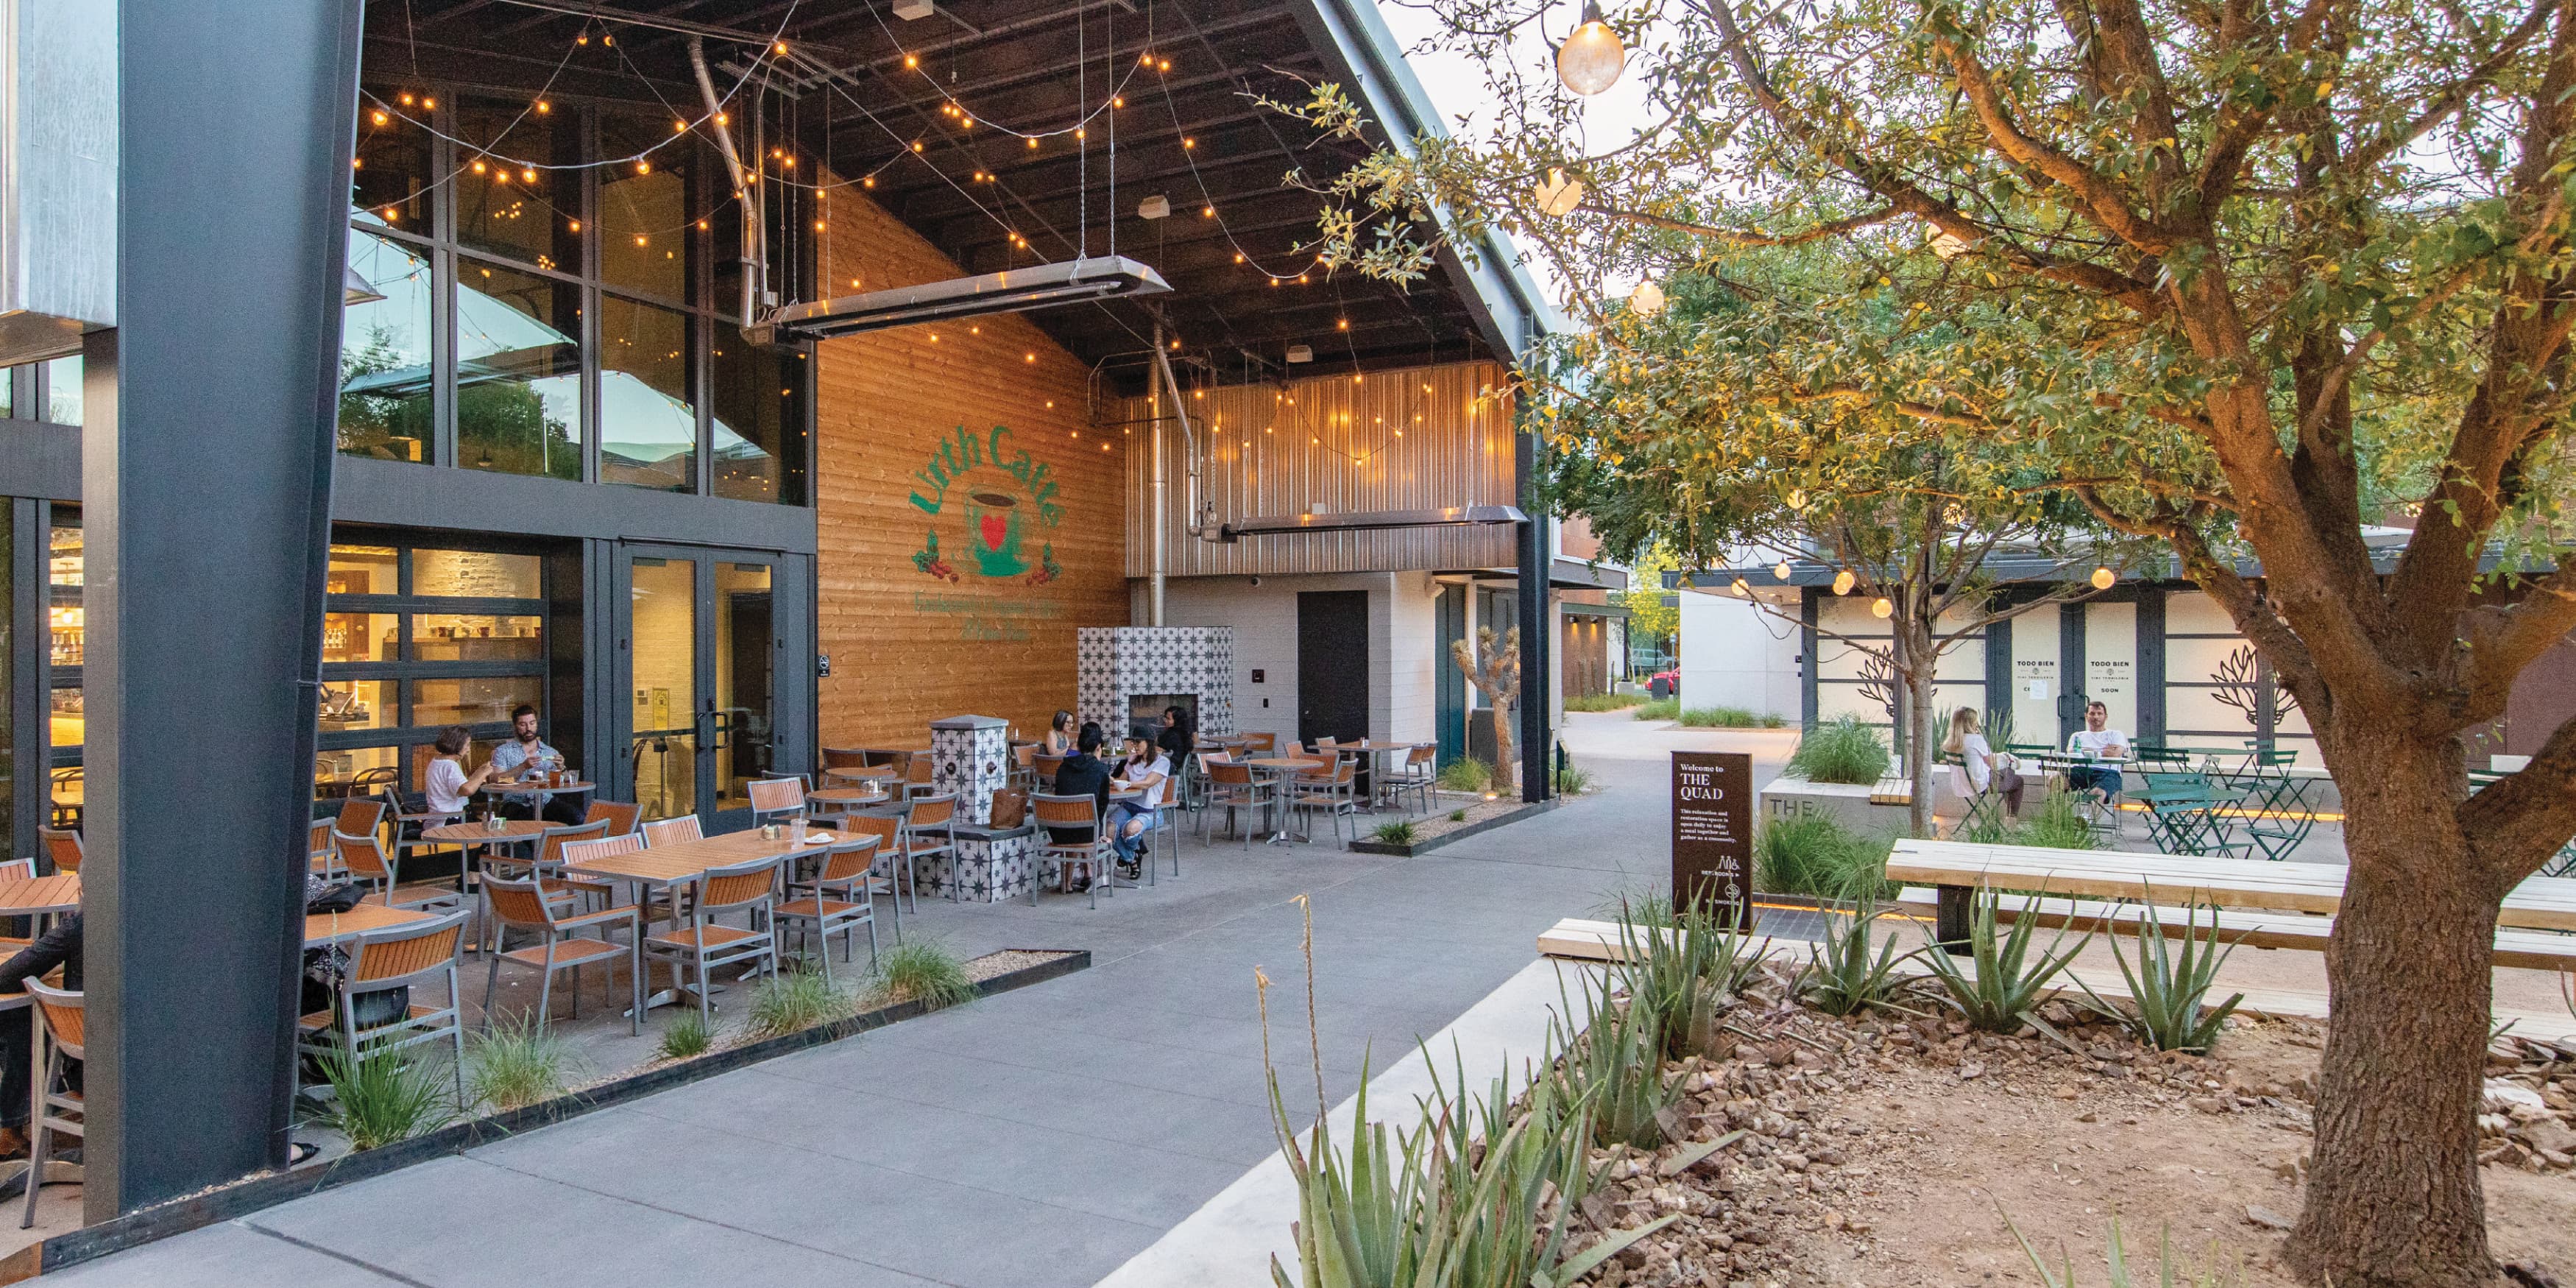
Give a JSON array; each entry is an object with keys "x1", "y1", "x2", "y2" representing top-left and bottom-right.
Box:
[
  {"x1": 1114, "y1": 360, "x2": 1518, "y2": 576},
  {"x1": 811, "y1": 185, "x2": 1128, "y2": 748}
]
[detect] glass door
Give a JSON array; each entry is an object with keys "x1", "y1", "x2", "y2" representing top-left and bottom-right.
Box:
[{"x1": 617, "y1": 546, "x2": 783, "y2": 832}]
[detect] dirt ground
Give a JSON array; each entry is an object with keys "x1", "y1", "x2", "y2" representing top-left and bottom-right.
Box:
[{"x1": 1570, "y1": 988, "x2": 2576, "y2": 1287}]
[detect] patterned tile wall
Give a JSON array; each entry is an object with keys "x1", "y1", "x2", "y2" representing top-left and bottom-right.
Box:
[{"x1": 1075, "y1": 626, "x2": 1237, "y2": 741}]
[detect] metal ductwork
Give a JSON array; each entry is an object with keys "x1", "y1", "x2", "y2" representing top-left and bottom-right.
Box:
[{"x1": 757, "y1": 258, "x2": 1169, "y2": 342}]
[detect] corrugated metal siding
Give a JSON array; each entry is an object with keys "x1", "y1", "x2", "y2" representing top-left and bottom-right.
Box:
[{"x1": 1117, "y1": 360, "x2": 1519, "y2": 577}]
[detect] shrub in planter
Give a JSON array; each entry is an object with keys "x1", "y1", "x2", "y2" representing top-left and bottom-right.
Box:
[
  {"x1": 1786, "y1": 715, "x2": 1892, "y2": 785},
  {"x1": 1753, "y1": 814, "x2": 1894, "y2": 902}
]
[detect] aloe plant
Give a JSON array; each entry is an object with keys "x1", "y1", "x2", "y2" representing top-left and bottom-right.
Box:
[
  {"x1": 1796, "y1": 893, "x2": 1925, "y2": 1018},
  {"x1": 2076, "y1": 896, "x2": 2245, "y2": 1053},
  {"x1": 1614, "y1": 901, "x2": 1766, "y2": 1061},
  {"x1": 1919, "y1": 887, "x2": 2093, "y2": 1037},
  {"x1": 1551, "y1": 975, "x2": 1679, "y2": 1150}
]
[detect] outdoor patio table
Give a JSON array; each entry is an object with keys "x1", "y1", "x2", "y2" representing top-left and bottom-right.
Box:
[
  {"x1": 1243, "y1": 757, "x2": 1324, "y2": 843},
  {"x1": 0, "y1": 874, "x2": 82, "y2": 919},
  {"x1": 477, "y1": 779, "x2": 597, "y2": 799},
  {"x1": 567, "y1": 826, "x2": 846, "y2": 1012}
]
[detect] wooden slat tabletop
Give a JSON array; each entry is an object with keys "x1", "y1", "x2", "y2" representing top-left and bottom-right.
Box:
[
  {"x1": 422, "y1": 820, "x2": 548, "y2": 845},
  {"x1": 0, "y1": 874, "x2": 82, "y2": 916},
  {"x1": 305, "y1": 903, "x2": 435, "y2": 946},
  {"x1": 1886, "y1": 839, "x2": 2576, "y2": 933},
  {"x1": 569, "y1": 827, "x2": 852, "y2": 885}
]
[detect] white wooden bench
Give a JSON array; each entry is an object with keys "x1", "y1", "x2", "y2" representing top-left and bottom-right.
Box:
[{"x1": 1887, "y1": 887, "x2": 2576, "y2": 972}]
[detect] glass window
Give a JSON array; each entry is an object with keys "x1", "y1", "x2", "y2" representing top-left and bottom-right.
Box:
[
  {"x1": 353, "y1": 96, "x2": 433, "y2": 230},
  {"x1": 712, "y1": 339, "x2": 807, "y2": 504},
  {"x1": 411, "y1": 548, "x2": 539, "y2": 599},
  {"x1": 328, "y1": 544, "x2": 400, "y2": 596},
  {"x1": 339, "y1": 227, "x2": 436, "y2": 462},
  {"x1": 411, "y1": 615, "x2": 542, "y2": 662},
  {"x1": 457, "y1": 258, "x2": 583, "y2": 481},
  {"x1": 598, "y1": 114, "x2": 692, "y2": 302},
  {"x1": 319, "y1": 679, "x2": 393, "y2": 731},
  {"x1": 0, "y1": 364, "x2": 13, "y2": 417},
  {"x1": 43, "y1": 356, "x2": 80, "y2": 427},
  {"x1": 412, "y1": 676, "x2": 541, "y2": 729},
  {"x1": 314, "y1": 744, "x2": 400, "y2": 798},
  {"x1": 323, "y1": 612, "x2": 399, "y2": 663},
  {"x1": 48, "y1": 688, "x2": 80, "y2": 749},
  {"x1": 453, "y1": 99, "x2": 579, "y2": 272},
  {"x1": 48, "y1": 522, "x2": 80, "y2": 668},
  {"x1": 598, "y1": 296, "x2": 695, "y2": 491}
]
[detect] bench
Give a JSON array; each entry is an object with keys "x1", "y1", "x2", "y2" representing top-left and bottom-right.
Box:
[{"x1": 1889, "y1": 887, "x2": 2576, "y2": 972}]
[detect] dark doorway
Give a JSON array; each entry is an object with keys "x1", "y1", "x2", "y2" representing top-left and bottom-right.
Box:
[{"x1": 1298, "y1": 590, "x2": 1370, "y2": 746}]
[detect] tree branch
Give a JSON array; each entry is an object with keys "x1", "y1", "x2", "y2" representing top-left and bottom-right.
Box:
[
  {"x1": 1575, "y1": 202, "x2": 1897, "y2": 246},
  {"x1": 1935, "y1": 28, "x2": 2184, "y2": 254}
]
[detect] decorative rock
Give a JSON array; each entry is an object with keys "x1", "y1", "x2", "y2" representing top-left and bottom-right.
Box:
[{"x1": 2246, "y1": 1204, "x2": 2295, "y2": 1231}]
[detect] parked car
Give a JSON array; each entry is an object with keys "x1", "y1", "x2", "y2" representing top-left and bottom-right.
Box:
[{"x1": 1648, "y1": 668, "x2": 1680, "y2": 699}]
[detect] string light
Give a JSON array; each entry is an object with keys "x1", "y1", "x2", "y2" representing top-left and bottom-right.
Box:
[
  {"x1": 2090, "y1": 566, "x2": 2117, "y2": 590},
  {"x1": 1832, "y1": 569, "x2": 1857, "y2": 595},
  {"x1": 1871, "y1": 597, "x2": 1894, "y2": 619}
]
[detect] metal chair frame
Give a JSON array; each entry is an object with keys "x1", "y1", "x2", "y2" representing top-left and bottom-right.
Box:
[
  {"x1": 644, "y1": 854, "x2": 783, "y2": 1027},
  {"x1": 777, "y1": 838, "x2": 883, "y2": 983},
  {"x1": 1031, "y1": 793, "x2": 1113, "y2": 907},
  {"x1": 1200, "y1": 761, "x2": 1273, "y2": 849},
  {"x1": 21, "y1": 980, "x2": 82, "y2": 1229},
  {"x1": 295, "y1": 909, "x2": 471, "y2": 1102},
  {"x1": 481, "y1": 873, "x2": 643, "y2": 1036}
]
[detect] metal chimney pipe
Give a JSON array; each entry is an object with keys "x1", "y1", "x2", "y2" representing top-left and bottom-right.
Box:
[{"x1": 1147, "y1": 324, "x2": 1169, "y2": 625}]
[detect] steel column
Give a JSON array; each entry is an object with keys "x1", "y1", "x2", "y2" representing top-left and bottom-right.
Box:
[
  {"x1": 1515, "y1": 423, "x2": 1549, "y2": 803},
  {"x1": 87, "y1": 0, "x2": 366, "y2": 1220}
]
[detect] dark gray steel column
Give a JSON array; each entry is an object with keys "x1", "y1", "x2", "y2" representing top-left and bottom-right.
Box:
[
  {"x1": 1515, "y1": 420, "x2": 1549, "y2": 802},
  {"x1": 88, "y1": 0, "x2": 365, "y2": 1220}
]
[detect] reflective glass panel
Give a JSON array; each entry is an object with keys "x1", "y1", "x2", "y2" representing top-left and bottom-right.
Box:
[
  {"x1": 598, "y1": 296, "x2": 694, "y2": 492},
  {"x1": 453, "y1": 99, "x2": 578, "y2": 272},
  {"x1": 411, "y1": 615, "x2": 542, "y2": 662},
  {"x1": 48, "y1": 688, "x2": 79, "y2": 749},
  {"x1": 43, "y1": 357, "x2": 79, "y2": 427},
  {"x1": 327, "y1": 545, "x2": 400, "y2": 596},
  {"x1": 319, "y1": 679, "x2": 393, "y2": 731},
  {"x1": 599, "y1": 114, "x2": 691, "y2": 302},
  {"x1": 352, "y1": 96, "x2": 432, "y2": 229},
  {"x1": 711, "y1": 339, "x2": 807, "y2": 504},
  {"x1": 411, "y1": 548, "x2": 540, "y2": 599},
  {"x1": 322, "y1": 612, "x2": 399, "y2": 663},
  {"x1": 457, "y1": 259, "x2": 583, "y2": 481},
  {"x1": 339, "y1": 226, "x2": 435, "y2": 461},
  {"x1": 413, "y1": 676, "x2": 542, "y2": 729},
  {"x1": 629, "y1": 556, "x2": 697, "y2": 820},
  {"x1": 314, "y1": 745, "x2": 400, "y2": 797},
  {"x1": 48, "y1": 523, "x2": 79, "y2": 668}
]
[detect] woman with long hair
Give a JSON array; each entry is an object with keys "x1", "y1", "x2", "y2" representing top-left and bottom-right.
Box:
[
  {"x1": 1044, "y1": 709, "x2": 1075, "y2": 756},
  {"x1": 1940, "y1": 706, "x2": 2023, "y2": 824}
]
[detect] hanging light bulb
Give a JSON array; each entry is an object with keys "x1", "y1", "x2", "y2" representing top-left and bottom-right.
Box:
[
  {"x1": 1930, "y1": 230, "x2": 1972, "y2": 260},
  {"x1": 1555, "y1": 1, "x2": 1627, "y2": 95},
  {"x1": 1832, "y1": 568, "x2": 1857, "y2": 595},
  {"x1": 1774, "y1": 560, "x2": 1793, "y2": 581},
  {"x1": 1535, "y1": 168, "x2": 1586, "y2": 218},
  {"x1": 1871, "y1": 597, "x2": 1894, "y2": 619},
  {"x1": 1730, "y1": 578, "x2": 1751, "y2": 598},
  {"x1": 1628, "y1": 279, "x2": 1666, "y2": 315},
  {"x1": 1786, "y1": 489, "x2": 1808, "y2": 512},
  {"x1": 2090, "y1": 565, "x2": 2117, "y2": 590}
]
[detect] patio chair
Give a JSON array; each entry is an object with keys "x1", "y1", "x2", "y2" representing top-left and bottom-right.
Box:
[
  {"x1": 335, "y1": 830, "x2": 467, "y2": 913},
  {"x1": 307, "y1": 819, "x2": 341, "y2": 880},
  {"x1": 903, "y1": 754, "x2": 938, "y2": 801},
  {"x1": 904, "y1": 795, "x2": 960, "y2": 899},
  {"x1": 1290, "y1": 757, "x2": 1362, "y2": 847},
  {"x1": 1012, "y1": 743, "x2": 1038, "y2": 792},
  {"x1": 1032, "y1": 793, "x2": 1112, "y2": 907},
  {"x1": 384, "y1": 786, "x2": 458, "y2": 871},
  {"x1": 585, "y1": 799, "x2": 643, "y2": 837},
  {"x1": 333, "y1": 795, "x2": 389, "y2": 847},
  {"x1": 481, "y1": 874, "x2": 642, "y2": 1036},
  {"x1": 776, "y1": 837, "x2": 883, "y2": 983},
  {"x1": 644, "y1": 854, "x2": 784, "y2": 1027},
  {"x1": 1240, "y1": 732, "x2": 1277, "y2": 754},
  {"x1": 562, "y1": 832, "x2": 671, "y2": 922},
  {"x1": 295, "y1": 909, "x2": 470, "y2": 1103},
  {"x1": 1033, "y1": 752, "x2": 1066, "y2": 793},
  {"x1": 35, "y1": 828, "x2": 80, "y2": 877},
  {"x1": 1390, "y1": 745, "x2": 1437, "y2": 815},
  {"x1": 749, "y1": 776, "x2": 807, "y2": 827},
  {"x1": 642, "y1": 815, "x2": 704, "y2": 847},
  {"x1": 833, "y1": 813, "x2": 912, "y2": 930},
  {"x1": 20, "y1": 980, "x2": 82, "y2": 1228},
  {"x1": 1200, "y1": 761, "x2": 1272, "y2": 848}
]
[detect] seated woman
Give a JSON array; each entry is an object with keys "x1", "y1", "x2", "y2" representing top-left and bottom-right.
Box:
[
  {"x1": 424, "y1": 724, "x2": 499, "y2": 824},
  {"x1": 1107, "y1": 735, "x2": 1173, "y2": 876},
  {"x1": 1939, "y1": 706, "x2": 2023, "y2": 829},
  {"x1": 1043, "y1": 710, "x2": 1077, "y2": 757}
]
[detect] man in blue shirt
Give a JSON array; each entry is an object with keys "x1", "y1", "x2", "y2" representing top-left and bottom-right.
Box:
[{"x1": 489, "y1": 704, "x2": 584, "y2": 824}]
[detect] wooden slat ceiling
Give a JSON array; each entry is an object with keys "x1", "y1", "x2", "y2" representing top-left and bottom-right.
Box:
[{"x1": 375, "y1": 0, "x2": 1497, "y2": 391}]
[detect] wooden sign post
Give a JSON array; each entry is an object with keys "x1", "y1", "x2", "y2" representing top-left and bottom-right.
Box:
[{"x1": 1671, "y1": 751, "x2": 1755, "y2": 930}]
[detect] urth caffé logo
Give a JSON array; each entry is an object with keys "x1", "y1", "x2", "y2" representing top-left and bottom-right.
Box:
[{"x1": 908, "y1": 424, "x2": 1064, "y2": 586}]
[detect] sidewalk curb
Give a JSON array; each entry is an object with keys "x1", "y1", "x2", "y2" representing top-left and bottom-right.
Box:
[
  {"x1": 1348, "y1": 799, "x2": 1561, "y2": 856},
  {"x1": 17, "y1": 949, "x2": 1089, "y2": 1281}
]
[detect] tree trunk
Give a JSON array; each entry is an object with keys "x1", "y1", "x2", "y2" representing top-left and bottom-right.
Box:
[
  {"x1": 2286, "y1": 736, "x2": 2503, "y2": 1288},
  {"x1": 1904, "y1": 623, "x2": 1937, "y2": 839},
  {"x1": 1493, "y1": 700, "x2": 1517, "y2": 793}
]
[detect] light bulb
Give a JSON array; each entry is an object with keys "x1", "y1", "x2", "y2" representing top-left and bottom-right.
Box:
[
  {"x1": 1535, "y1": 168, "x2": 1586, "y2": 218},
  {"x1": 1628, "y1": 280, "x2": 1666, "y2": 315},
  {"x1": 1930, "y1": 230, "x2": 1972, "y2": 260},
  {"x1": 1786, "y1": 489, "x2": 1807, "y2": 511},
  {"x1": 1774, "y1": 561, "x2": 1793, "y2": 581},
  {"x1": 1871, "y1": 597, "x2": 1894, "y2": 619},
  {"x1": 1730, "y1": 578, "x2": 1750, "y2": 598},
  {"x1": 2090, "y1": 565, "x2": 2117, "y2": 590},
  {"x1": 1832, "y1": 569, "x2": 1856, "y2": 595},
  {"x1": 1555, "y1": 1, "x2": 1626, "y2": 95}
]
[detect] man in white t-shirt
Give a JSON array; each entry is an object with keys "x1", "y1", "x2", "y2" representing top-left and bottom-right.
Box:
[
  {"x1": 2064, "y1": 701, "x2": 2129, "y2": 799},
  {"x1": 1107, "y1": 736, "x2": 1171, "y2": 874}
]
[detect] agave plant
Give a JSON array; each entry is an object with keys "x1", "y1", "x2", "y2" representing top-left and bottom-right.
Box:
[
  {"x1": 1918, "y1": 887, "x2": 2092, "y2": 1038},
  {"x1": 1614, "y1": 900, "x2": 1768, "y2": 1061},
  {"x1": 1551, "y1": 974, "x2": 1680, "y2": 1151},
  {"x1": 2076, "y1": 895, "x2": 2245, "y2": 1053},
  {"x1": 1796, "y1": 893, "x2": 1926, "y2": 1018}
]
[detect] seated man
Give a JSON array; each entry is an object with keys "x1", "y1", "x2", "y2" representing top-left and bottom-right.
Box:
[
  {"x1": 487, "y1": 703, "x2": 585, "y2": 826},
  {"x1": 2064, "y1": 700, "x2": 2130, "y2": 801},
  {"x1": 0, "y1": 913, "x2": 79, "y2": 1160},
  {"x1": 1045, "y1": 723, "x2": 1115, "y2": 849},
  {"x1": 1108, "y1": 735, "x2": 1173, "y2": 877}
]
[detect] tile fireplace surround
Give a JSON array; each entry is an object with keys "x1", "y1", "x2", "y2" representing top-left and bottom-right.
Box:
[{"x1": 1075, "y1": 626, "x2": 1238, "y2": 743}]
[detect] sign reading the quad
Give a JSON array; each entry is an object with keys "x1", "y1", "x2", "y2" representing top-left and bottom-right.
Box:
[
  {"x1": 909, "y1": 424, "x2": 1064, "y2": 588},
  {"x1": 1671, "y1": 750, "x2": 1755, "y2": 930}
]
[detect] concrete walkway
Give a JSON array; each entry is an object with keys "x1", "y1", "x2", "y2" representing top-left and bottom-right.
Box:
[{"x1": 51, "y1": 714, "x2": 1788, "y2": 1288}]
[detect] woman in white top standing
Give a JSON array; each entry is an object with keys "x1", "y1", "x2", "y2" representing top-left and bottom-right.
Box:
[
  {"x1": 423, "y1": 725, "x2": 500, "y2": 822},
  {"x1": 1940, "y1": 707, "x2": 2023, "y2": 827}
]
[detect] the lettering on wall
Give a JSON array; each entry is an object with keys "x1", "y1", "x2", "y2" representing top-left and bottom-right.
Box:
[{"x1": 907, "y1": 423, "x2": 1069, "y2": 638}]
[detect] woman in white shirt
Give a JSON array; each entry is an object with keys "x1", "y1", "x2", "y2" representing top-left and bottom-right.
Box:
[
  {"x1": 423, "y1": 725, "x2": 499, "y2": 821},
  {"x1": 1940, "y1": 707, "x2": 2023, "y2": 823}
]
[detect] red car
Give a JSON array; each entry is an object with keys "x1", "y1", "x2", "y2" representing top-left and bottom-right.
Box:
[{"x1": 1647, "y1": 668, "x2": 1680, "y2": 699}]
